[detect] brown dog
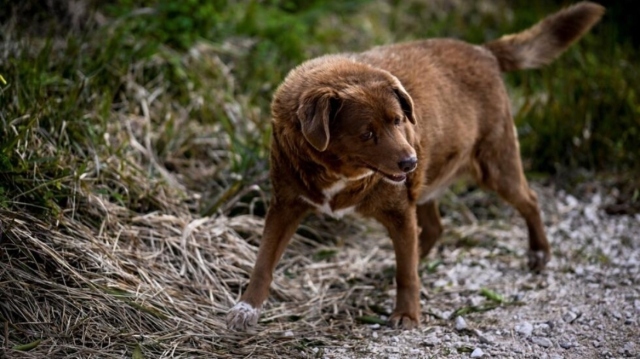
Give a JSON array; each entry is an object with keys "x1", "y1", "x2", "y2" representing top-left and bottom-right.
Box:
[{"x1": 227, "y1": 2, "x2": 604, "y2": 330}]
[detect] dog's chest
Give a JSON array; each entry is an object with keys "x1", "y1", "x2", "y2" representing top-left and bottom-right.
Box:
[{"x1": 299, "y1": 173, "x2": 372, "y2": 218}]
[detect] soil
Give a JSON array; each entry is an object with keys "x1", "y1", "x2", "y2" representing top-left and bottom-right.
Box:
[{"x1": 316, "y1": 183, "x2": 640, "y2": 358}]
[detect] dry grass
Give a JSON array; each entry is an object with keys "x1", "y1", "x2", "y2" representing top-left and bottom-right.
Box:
[{"x1": 0, "y1": 183, "x2": 406, "y2": 357}]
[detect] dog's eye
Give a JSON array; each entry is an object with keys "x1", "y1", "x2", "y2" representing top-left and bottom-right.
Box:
[
  {"x1": 394, "y1": 117, "x2": 402, "y2": 126},
  {"x1": 360, "y1": 131, "x2": 374, "y2": 141}
]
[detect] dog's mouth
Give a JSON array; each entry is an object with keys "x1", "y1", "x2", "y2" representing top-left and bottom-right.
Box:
[
  {"x1": 364, "y1": 164, "x2": 407, "y2": 183},
  {"x1": 384, "y1": 173, "x2": 407, "y2": 182}
]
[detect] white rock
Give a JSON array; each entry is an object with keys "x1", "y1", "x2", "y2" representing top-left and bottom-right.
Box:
[
  {"x1": 515, "y1": 321, "x2": 533, "y2": 337},
  {"x1": 470, "y1": 348, "x2": 484, "y2": 358},
  {"x1": 534, "y1": 322, "x2": 551, "y2": 336},
  {"x1": 472, "y1": 329, "x2": 495, "y2": 345},
  {"x1": 455, "y1": 316, "x2": 468, "y2": 331},
  {"x1": 622, "y1": 342, "x2": 635, "y2": 356},
  {"x1": 434, "y1": 279, "x2": 449, "y2": 288},
  {"x1": 565, "y1": 194, "x2": 579, "y2": 208},
  {"x1": 562, "y1": 311, "x2": 579, "y2": 323},
  {"x1": 531, "y1": 336, "x2": 553, "y2": 348},
  {"x1": 424, "y1": 333, "x2": 440, "y2": 347}
]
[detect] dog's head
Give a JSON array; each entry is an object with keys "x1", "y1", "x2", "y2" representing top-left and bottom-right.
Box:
[{"x1": 296, "y1": 69, "x2": 418, "y2": 183}]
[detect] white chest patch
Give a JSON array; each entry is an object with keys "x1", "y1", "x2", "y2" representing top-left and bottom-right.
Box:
[{"x1": 300, "y1": 171, "x2": 373, "y2": 219}]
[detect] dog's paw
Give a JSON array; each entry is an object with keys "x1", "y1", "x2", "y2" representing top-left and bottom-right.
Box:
[
  {"x1": 388, "y1": 311, "x2": 420, "y2": 330},
  {"x1": 226, "y1": 301, "x2": 261, "y2": 331},
  {"x1": 527, "y1": 249, "x2": 551, "y2": 272}
]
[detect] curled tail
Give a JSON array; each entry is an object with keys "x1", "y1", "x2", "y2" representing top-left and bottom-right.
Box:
[{"x1": 484, "y1": 1, "x2": 605, "y2": 72}]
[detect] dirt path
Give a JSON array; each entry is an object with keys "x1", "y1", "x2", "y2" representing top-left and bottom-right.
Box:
[{"x1": 317, "y1": 184, "x2": 640, "y2": 358}]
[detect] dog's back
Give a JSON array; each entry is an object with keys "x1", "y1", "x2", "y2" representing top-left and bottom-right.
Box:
[
  {"x1": 355, "y1": 40, "x2": 504, "y2": 194},
  {"x1": 353, "y1": 1, "x2": 604, "y2": 192}
]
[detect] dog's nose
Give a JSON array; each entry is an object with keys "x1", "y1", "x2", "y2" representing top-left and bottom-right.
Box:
[{"x1": 398, "y1": 157, "x2": 418, "y2": 173}]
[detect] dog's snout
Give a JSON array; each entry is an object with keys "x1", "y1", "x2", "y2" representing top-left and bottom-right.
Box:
[{"x1": 398, "y1": 157, "x2": 418, "y2": 173}]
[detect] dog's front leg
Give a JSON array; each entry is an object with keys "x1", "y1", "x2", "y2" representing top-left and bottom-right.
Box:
[
  {"x1": 227, "y1": 200, "x2": 308, "y2": 331},
  {"x1": 376, "y1": 206, "x2": 421, "y2": 329}
]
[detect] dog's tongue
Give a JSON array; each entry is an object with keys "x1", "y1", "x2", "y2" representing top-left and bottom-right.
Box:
[{"x1": 387, "y1": 174, "x2": 407, "y2": 182}]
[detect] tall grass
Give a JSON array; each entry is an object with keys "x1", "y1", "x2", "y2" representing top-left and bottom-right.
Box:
[{"x1": 2, "y1": 0, "x2": 638, "y2": 218}]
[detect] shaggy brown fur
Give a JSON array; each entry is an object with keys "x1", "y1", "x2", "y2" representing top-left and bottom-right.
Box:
[{"x1": 227, "y1": 2, "x2": 604, "y2": 330}]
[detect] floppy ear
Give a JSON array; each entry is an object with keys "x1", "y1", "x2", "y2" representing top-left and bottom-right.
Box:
[
  {"x1": 393, "y1": 86, "x2": 416, "y2": 124},
  {"x1": 297, "y1": 87, "x2": 339, "y2": 152}
]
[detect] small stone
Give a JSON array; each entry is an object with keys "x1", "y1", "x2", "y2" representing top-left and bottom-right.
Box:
[
  {"x1": 283, "y1": 330, "x2": 294, "y2": 337},
  {"x1": 565, "y1": 194, "x2": 579, "y2": 208},
  {"x1": 622, "y1": 342, "x2": 635, "y2": 356},
  {"x1": 409, "y1": 348, "x2": 422, "y2": 355},
  {"x1": 434, "y1": 279, "x2": 449, "y2": 287},
  {"x1": 429, "y1": 309, "x2": 448, "y2": 320},
  {"x1": 534, "y1": 322, "x2": 551, "y2": 336},
  {"x1": 562, "y1": 311, "x2": 579, "y2": 323},
  {"x1": 592, "y1": 340, "x2": 601, "y2": 348},
  {"x1": 424, "y1": 333, "x2": 440, "y2": 347},
  {"x1": 370, "y1": 323, "x2": 380, "y2": 330},
  {"x1": 611, "y1": 310, "x2": 622, "y2": 320},
  {"x1": 472, "y1": 329, "x2": 495, "y2": 345},
  {"x1": 455, "y1": 316, "x2": 468, "y2": 331},
  {"x1": 372, "y1": 331, "x2": 378, "y2": 339},
  {"x1": 515, "y1": 321, "x2": 533, "y2": 337},
  {"x1": 467, "y1": 296, "x2": 483, "y2": 307},
  {"x1": 559, "y1": 341, "x2": 574, "y2": 349},
  {"x1": 470, "y1": 348, "x2": 484, "y2": 358},
  {"x1": 531, "y1": 336, "x2": 553, "y2": 348}
]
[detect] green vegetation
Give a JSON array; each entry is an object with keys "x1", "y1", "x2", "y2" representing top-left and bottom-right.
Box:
[{"x1": 1, "y1": 0, "x2": 637, "y2": 219}]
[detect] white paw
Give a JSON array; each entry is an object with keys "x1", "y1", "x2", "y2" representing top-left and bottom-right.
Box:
[{"x1": 226, "y1": 301, "x2": 261, "y2": 331}]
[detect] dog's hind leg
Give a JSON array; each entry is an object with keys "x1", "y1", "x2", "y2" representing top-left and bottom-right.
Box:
[
  {"x1": 473, "y1": 126, "x2": 551, "y2": 271},
  {"x1": 496, "y1": 177, "x2": 550, "y2": 271},
  {"x1": 417, "y1": 201, "x2": 443, "y2": 258},
  {"x1": 226, "y1": 200, "x2": 308, "y2": 331}
]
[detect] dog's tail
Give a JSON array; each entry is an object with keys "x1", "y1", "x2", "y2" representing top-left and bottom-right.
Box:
[{"x1": 484, "y1": 2, "x2": 604, "y2": 72}]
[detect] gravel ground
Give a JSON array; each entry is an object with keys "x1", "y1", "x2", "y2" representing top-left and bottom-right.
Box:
[{"x1": 321, "y1": 183, "x2": 640, "y2": 358}]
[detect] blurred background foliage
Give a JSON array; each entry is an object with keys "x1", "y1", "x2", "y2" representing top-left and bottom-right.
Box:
[{"x1": 1, "y1": 0, "x2": 638, "y2": 218}]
